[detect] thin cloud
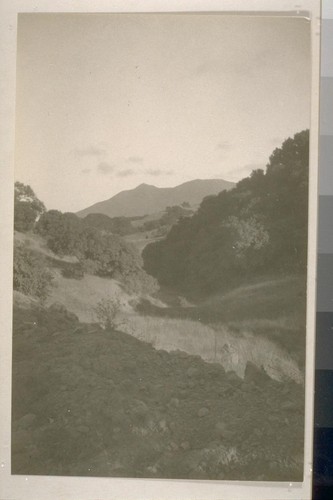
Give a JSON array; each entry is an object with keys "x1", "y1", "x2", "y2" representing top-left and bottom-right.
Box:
[
  {"x1": 216, "y1": 141, "x2": 233, "y2": 152},
  {"x1": 222, "y1": 163, "x2": 265, "y2": 181},
  {"x1": 116, "y1": 169, "x2": 135, "y2": 177},
  {"x1": 127, "y1": 156, "x2": 144, "y2": 164},
  {"x1": 97, "y1": 162, "x2": 115, "y2": 175},
  {"x1": 270, "y1": 136, "x2": 284, "y2": 146},
  {"x1": 239, "y1": 163, "x2": 265, "y2": 175},
  {"x1": 145, "y1": 169, "x2": 174, "y2": 176},
  {"x1": 74, "y1": 146, "x2": 106, "y2": 157},
  {"x1": 81, "y1": 168, "x2": 91, "y2": 174}
]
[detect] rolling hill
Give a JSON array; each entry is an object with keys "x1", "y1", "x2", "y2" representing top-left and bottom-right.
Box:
[{"x1": 76, "y1": 179, "x2": 235, "y2": 218}]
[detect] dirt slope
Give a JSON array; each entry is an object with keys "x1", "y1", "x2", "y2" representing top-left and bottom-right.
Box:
[{"x1": 12, "y1": 303, "x2": 304, "y2": 481}]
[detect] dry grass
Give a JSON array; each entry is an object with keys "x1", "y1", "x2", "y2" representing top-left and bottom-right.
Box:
[
  {"x1": 46, "y1": 271, "x2": 133, "y2": 323},
  {"x1": 14, "y1": 231, "x2": 77, "y2": 263},
  {"x1": 123, "y1": 314, "x2": 303, "y2": 384},
  {"x1": 197, "y1": 275, "x2": 306, "y2": 324},
  {"x1": 14, "y1": 231, "x2": 135, "y2": 323}
]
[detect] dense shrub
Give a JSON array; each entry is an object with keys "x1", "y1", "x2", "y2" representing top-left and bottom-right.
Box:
[
  {"x1": 36, "y1": 210, "x2": 86, "y2": 257},
  {"x1": 83, "y1": 213, "x2": 135, "y2": 235},
  {"x1": 13, "y1": 242, "x2": 53, "y2": 301},
  {"x1": 121, "y1": 268, "x2": 159, "y2": 295}
]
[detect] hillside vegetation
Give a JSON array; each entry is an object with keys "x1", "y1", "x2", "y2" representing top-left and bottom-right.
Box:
[
  {"x1": 14, "y1": 192, "x2": 158, "y2": 298},
  {"x1": 143, "y1": 130, "x2": 309, "y2": 294}
]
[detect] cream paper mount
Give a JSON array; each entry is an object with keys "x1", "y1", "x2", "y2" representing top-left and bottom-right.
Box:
[{"x1": 0, "y1": 1, "x2": 320, "y2": 499}]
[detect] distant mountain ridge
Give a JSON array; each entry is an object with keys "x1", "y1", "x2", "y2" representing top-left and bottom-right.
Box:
[{"x1": 76, "y1": 179, "x2": 235, "y2": 218}]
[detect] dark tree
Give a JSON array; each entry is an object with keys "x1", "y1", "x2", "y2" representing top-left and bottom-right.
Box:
[{"x1": 14, "y1": 182, "x2": 46, "y2": 232}]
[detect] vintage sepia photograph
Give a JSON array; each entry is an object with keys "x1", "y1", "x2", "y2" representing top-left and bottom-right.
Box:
[{"x1": 10, "y1": 10, "x2": 314, "y2": 487}]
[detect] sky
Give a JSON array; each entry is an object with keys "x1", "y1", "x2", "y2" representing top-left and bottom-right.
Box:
[{"x1": 15, "y1": 13, "x2": 311, "y2": 213}]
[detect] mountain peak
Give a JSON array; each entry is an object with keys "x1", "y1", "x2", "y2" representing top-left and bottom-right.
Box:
[
  {"x1": 77, "y1": 178, "x2": 235, "y2": 218},
  {"x1": 135, "y1": 183, "x2": 155, "y2": 190}
]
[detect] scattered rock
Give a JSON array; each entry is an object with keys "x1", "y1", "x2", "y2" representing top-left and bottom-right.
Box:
[
  {"x1": 146, "y1": 465, "x2": 158, "y2": 475},
  {"x1": 180, "y1": 441, "x2": 190, "y2": 451},
  {"x1": 131, "y1": 399, "x2": 149, "y2": 419},
  {"x1": 198, "y1": 407, "x2": 209, "y2": 418},
  {"x1": 159, "y1": 419, "x2": 168, "y2": 432},
  {"x1": 169, "y1": 397, "x2": 180, "y2": 408},
  {"x1": 169, "y1": 441, "x2": 179, "y2": 451}
]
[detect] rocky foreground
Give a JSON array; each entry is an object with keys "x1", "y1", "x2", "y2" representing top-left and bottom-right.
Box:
[{"x1": 12, "y1": 303, "x2": 304, "y2": 481}]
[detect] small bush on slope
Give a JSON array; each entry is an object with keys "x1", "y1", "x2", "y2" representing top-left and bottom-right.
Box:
[
  {"x1": 13, "y1": 242, "x2": 53, "y2": 302},
  {"x1": 93, "y1": 296, "x2": 123, "y2": 330}
]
